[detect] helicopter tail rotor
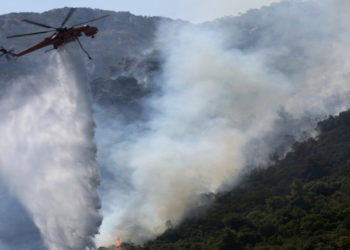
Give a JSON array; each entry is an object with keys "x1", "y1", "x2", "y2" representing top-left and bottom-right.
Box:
[{"x1": 0, "y1": 47, "x2": 16, "y2": 59}]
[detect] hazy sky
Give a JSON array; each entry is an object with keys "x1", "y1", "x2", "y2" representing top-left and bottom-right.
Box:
[{"x1": 1, "y1": 0, "x2": 281, "y2": 23}]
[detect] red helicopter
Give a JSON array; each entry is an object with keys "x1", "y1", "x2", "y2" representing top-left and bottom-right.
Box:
[{"x1": 2, "y1": 8, "x2": 109, "y2": 59}]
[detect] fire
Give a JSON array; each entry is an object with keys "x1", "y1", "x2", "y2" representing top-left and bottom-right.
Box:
[{"x1": 116, "y1": 237, "x2": 121, "y2": 248}]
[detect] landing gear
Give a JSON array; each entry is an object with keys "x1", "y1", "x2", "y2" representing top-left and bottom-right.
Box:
[{"x1": 74, "y1": 36, "x2": 92, "y2": 60}]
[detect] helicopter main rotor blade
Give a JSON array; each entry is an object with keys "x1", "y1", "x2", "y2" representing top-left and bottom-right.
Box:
[
  {"x1": 22, "y1": 19, "x2": 57, "y2": 29},
  {"x1": 7, "y1": 30, "x2": 56, "y2": 38},
  {"x1": 71, "y1": 14, "x2": 110, "y2": 27},
  {"x1": 60, "y1": 8, "x2": 76, "y2": 28}
]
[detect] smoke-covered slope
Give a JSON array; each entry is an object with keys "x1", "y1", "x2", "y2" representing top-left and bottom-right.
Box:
[
  {"x1": 94, "y1": 0, "x2": 350, "y2": 247},
  {"x1": 133, "y1": 110, "x2": 350, "y2": 250}
]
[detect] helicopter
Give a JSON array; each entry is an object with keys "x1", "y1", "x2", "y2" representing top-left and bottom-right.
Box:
[{"x1": 2, "y1": 8, "x2": 109, "y2": 59}]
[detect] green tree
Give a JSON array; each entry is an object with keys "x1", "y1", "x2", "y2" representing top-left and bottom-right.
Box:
[{"x1": 214, "y1": 228, "x2": 245, "y2": 250}]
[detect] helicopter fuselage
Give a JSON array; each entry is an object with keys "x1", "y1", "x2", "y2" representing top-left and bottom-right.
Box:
[{"x1": 11, "y1": 25, "x2": 98, "y2": 57}]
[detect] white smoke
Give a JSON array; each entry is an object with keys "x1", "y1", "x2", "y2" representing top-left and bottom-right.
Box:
[
  {"x1": 0, "y1": 46, "x2": 101, "y2": 249},
  {"x1": 96, "y1": 0, "x2": 350, "y2": 246}
]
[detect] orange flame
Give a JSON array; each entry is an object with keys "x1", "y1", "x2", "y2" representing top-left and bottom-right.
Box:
[{"x1": 116, "y1": 237, "x2": 121, "y2": 248}]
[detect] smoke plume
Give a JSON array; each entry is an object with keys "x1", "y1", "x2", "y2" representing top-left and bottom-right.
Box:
[
  {"x1": 95, "y1": 0, "x2": 350, "y2": 246},
  {"x1": 0, "y1": 45, "x2": 102, "y2": 249}
]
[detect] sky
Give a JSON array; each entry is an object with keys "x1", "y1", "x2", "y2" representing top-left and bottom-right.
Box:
[{"x1": 1, "y1": 0, "x2": 282, "y2": 23}]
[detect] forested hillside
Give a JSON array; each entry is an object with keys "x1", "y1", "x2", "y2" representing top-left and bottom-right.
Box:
[{"x1": 111, "y1": 110, "x2": 350, "y2": 249}]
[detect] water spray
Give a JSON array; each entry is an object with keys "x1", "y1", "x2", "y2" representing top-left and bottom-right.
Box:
[{"x1": 0, "y1": 45, "x2": 102, "y2": 249}]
